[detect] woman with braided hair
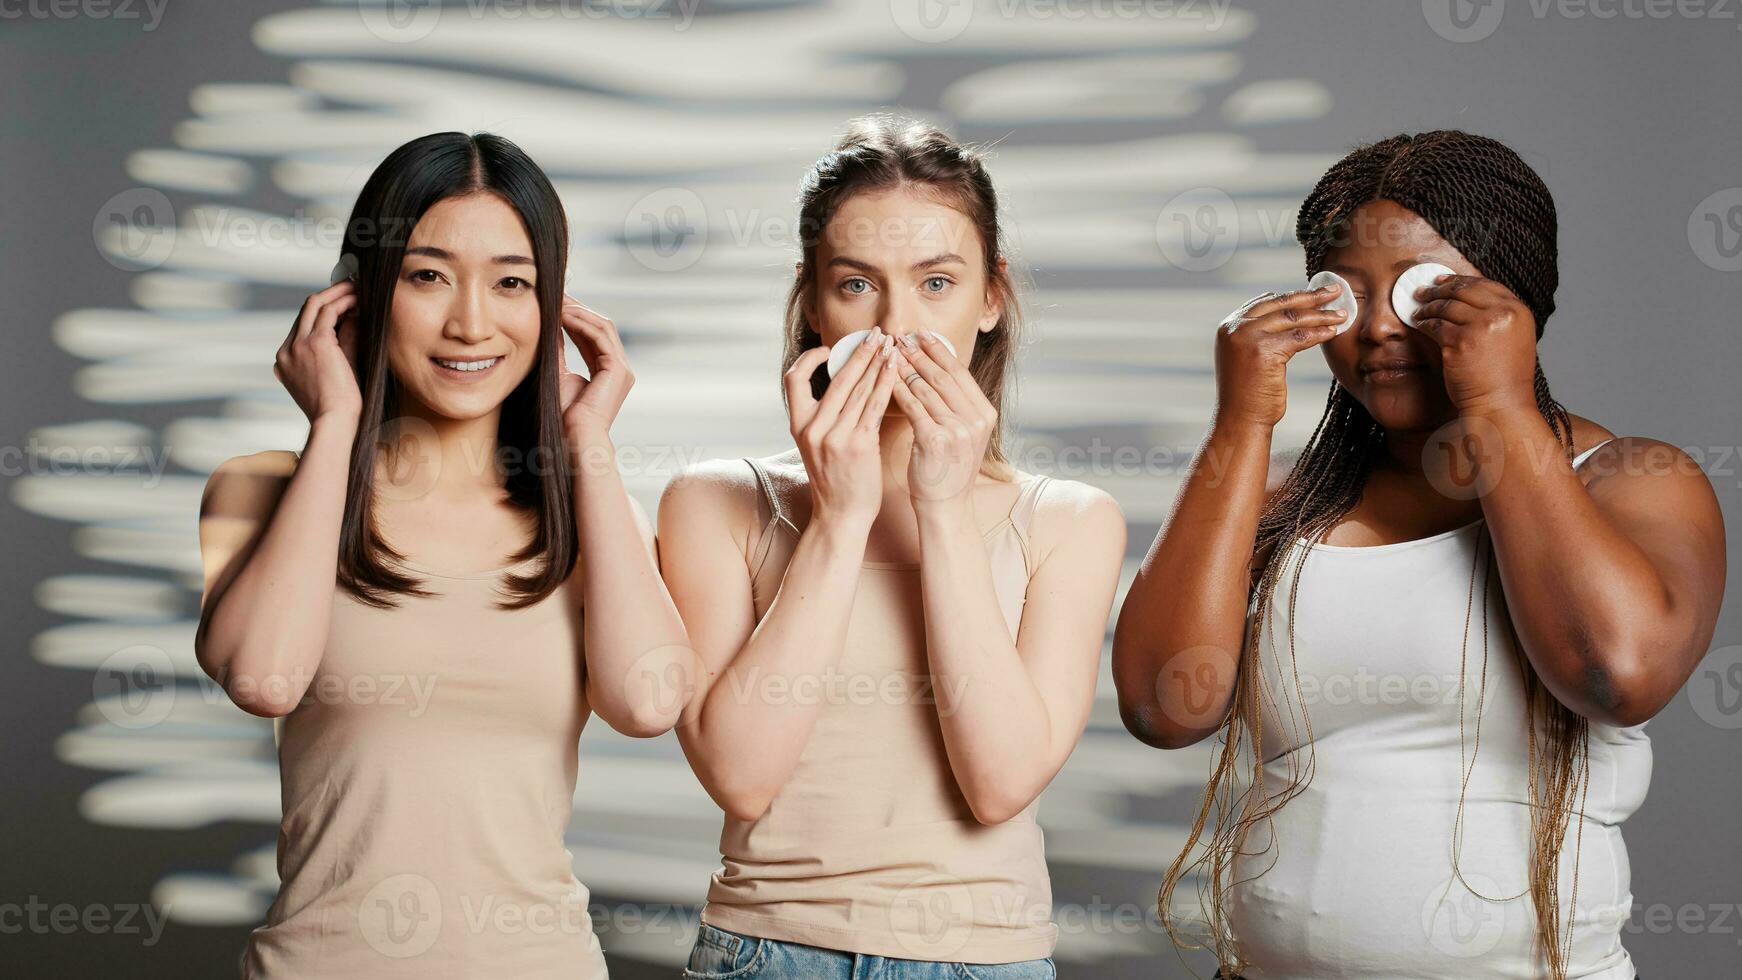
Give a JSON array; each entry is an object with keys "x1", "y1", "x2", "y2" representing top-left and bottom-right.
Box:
[{"x1": 1113, "y1": 130, "x2": 1725, "y2": 979}]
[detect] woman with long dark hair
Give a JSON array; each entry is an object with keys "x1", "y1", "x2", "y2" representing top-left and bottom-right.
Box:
[
  {"x1": 1113, "y1": 131, "x2": 1724, "y2": 979},
  {"x1": 195, "y1": 131, "x2": 692, "y2": 978},
  {"x1": 656, "y1": 114, "x2": 1127, "y2": 979}
]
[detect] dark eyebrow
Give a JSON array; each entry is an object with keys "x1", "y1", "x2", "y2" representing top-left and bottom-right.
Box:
[
  {"x1": 405, "y1": 246, "x2": 534, "y2": 266},
  {"x1": 824, "y1": 253, "x2": 967, "y2": 273}
]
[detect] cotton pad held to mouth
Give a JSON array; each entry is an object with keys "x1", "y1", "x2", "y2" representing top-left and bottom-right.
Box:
[
  {"x1": 826, "y1": 328, "x2": 956, "y2": 378},
  {"x1": 1390, "y1": 262, "x2": 1458, "y2": 329},
  {"x1": 1308, "y1": 270, "x2": 1358, "y2": 335}
]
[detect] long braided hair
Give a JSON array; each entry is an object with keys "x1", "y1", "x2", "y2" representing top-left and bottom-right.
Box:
[{"x1": 1159, "y1": 131, "x2": 1589, "y2": 979}]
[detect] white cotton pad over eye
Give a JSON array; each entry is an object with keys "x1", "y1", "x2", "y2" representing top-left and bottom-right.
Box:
[
  {"x1": 826, "y1": 328, "x2": 956, "y2": 378},
  {"x1": 1390, "y1": 262, "x2": 1458, "y2": 329},
  {"x1": 1308, "y1": 270, "x2": 1358, "y2": 335}
]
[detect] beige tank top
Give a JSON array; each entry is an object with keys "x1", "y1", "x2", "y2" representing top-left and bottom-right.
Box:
[
  {"x1": 241, "y1": 555, "x2": 607, "y2": 979},
  {"x1": 699, "y1": 457, "x2": 1059, "y2": 964}
]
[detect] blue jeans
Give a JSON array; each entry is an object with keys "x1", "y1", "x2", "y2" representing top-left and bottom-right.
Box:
[{"x1": 683, "y1": 922, "x2": 1056, "y2": 980}]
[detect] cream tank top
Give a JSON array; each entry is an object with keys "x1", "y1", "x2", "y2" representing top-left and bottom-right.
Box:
[
  {"x1": 1229, "y1": 438, "x2": 1650, "y2": 979},
  {"x1": 240, "y1": 554, "x2": 608, "y2": 979},
  {"x1": 698, "y1": 457, "x2": 1060, "y2": 964}
]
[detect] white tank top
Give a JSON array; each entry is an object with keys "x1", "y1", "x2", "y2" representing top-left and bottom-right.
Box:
[{"x1": 1228, "y1": 438, "x2": 1649, "y2": 980}]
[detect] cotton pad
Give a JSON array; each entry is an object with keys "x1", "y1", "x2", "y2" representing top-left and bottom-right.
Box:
[
  {"x1": 330, "y1": 253, "x2": 358, "y2": 285},
  {"x1": 1308, "y1": 270, "x2": 1358, "y2": 335},
  {"x1": 826, "y1": 328, "x2": 956, "y2": 378},
  {"x1": 1390, "y1": 262, "x2": 1458, "y2": 329}
]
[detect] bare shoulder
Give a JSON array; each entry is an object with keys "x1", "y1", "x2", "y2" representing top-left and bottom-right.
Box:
[
  {"x1": 201, "y1": 450, "x2": 299, "y2": 525},
  {"x1": 1578, "y1": 432, "x2": 1722, "y2": 510},
  {"x1": 656, "y1": 455, "x2": 772, "y2": 554},
  {"x1": 198, "y1": 450, "x2": 300, "y2": 603},
  {"x1": 1028, "y1": 472, "x2": 1126, "y2": 563}
]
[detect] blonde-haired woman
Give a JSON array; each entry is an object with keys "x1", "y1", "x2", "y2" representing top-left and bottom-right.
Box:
[{"x1": 658, "y1": 115, "x2": 1127, "y2": 979}]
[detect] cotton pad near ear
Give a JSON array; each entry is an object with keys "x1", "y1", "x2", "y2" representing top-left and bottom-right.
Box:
[
  {"x1": 826, "y1": 328, "x2": 956, "y2": 378},
  {"x1": 330, "y1": 252, "x2": 358, "y2": 285},
  {"x1": 1308, "y1": 270, "x2": 1358, "y2": 335},
  {"x1": 1390, "y1": 262, "x2": 1458, "y2": 329}
]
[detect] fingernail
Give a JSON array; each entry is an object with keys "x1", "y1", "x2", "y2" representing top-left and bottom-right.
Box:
[
  {"x1": 920, "y1": 330, "x2": 938, "y2": 343},
  {"x1": 899, "y1": 334, "x2": 918, "y2": 350}
]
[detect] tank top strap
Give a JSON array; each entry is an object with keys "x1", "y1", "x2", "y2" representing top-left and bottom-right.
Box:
[
  {"x1": 742, "y1": 456, "x2": 786, "y2": 524},
  {"x1": 742, "y1": 457, "x2": 792, "y2": 583},
  {"x1": 1573, "y1": 437, "x2": 1616, "y2": 469},
  {"x1": 1006, "y1": 473, "x2": 1052, "y2": 542}
]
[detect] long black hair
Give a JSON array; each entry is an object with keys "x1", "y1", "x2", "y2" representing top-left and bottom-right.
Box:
[{"x1": 337, "y1": 131, "x2": 574, "y2": 609}]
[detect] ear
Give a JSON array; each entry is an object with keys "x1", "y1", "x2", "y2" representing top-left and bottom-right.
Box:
[{"x1": 977, "y1": 256, "x2": 1008, "y2": 334}]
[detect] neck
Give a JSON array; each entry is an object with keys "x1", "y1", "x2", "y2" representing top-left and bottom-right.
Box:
[
  {"x1": 379, "y1": 395, "x2": 508, "y2": 502},
  {"x1": 1376, "y1": 425, "x2": 1434, "y2": 476}
]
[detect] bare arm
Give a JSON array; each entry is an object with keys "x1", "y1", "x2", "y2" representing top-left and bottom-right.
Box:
[
  {"x1": 558, "y1": 300, "x2": 697, "y2": 738},
  {"x1": 195, "y1": 281, "x2": 361, "y2": 718},
  {"x1": 1468, "y1": 418, "x2": 1725, "y2": 726},
  {"x1": 661, "y1": 334, "x2": 897, "y2": 822},
  {"x1": 195, "y1": 423, "x2": 354, "y2": 717},
  {"x1": 916, "y1": 480, "x2": 1126, "y2": 824},
  {"x1": 660, "y1": 463, "x2": 873, "y2": 822},
  {"x1": 1112, "y1": 286, "x2": 1344, "y2": 748},
  {"x1": 571, "y1": 431, "x2": 695, "y2": 737},
  {"x1": 1408, "y1": 272, "x2": 1726, "y2": 726},
  {"x1": 1112, "y1": 427, "x2": 1291, "y2": 749}
]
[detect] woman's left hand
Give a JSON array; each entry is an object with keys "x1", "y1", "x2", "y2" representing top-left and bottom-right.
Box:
[
  {"x1": 558, "y1": 296, "x2": 634, "y2": 439},
  {"x1": 888, "y1": 331, "x2": 995, "y2": 504},
  {"x1": 1411, "y1": 273, "x2": 1540, "y2": 417}
]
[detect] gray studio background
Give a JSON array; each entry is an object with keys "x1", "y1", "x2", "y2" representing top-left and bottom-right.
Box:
[{"x1": 3, "y1": 1, "x2": 1739, "y2": 977}]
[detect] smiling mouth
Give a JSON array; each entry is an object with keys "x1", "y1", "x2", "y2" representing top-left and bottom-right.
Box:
[{"x1": 432, "y1": 356, "x2": 502, "y2": 374}]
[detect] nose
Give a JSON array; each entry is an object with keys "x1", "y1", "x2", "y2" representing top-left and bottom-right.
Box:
[
  {"x1": 1358, "y1": 277, "x2": 1411, "y2": 343},
  {"x1": 878, "y1": 290, "x2": 925, "y2": 348},
  {"x1": 443, "y1": 281, "x2": 494, "y2": 344}
]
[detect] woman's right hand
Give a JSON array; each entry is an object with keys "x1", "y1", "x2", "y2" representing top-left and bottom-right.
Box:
[
  {"x1": 275, "y1": 279, "x2": 362, "y2": 424},
  {"x1": 1214, "y1": 283, "x2": 1347, "y2": 429},
  {"x1": 783, "y1": 327, "x2": 898, "y2": 531}
]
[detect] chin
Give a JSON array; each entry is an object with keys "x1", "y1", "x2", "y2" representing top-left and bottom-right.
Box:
[
  {"x1": 1353, "y1": 383, "x2": 1443, "y2": 431},
  {"x1": 1358, "y1": 398, "x2": 1442, "y2": 433}
]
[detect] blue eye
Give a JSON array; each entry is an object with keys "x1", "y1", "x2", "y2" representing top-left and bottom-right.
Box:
[
  {"x1": 923, "y1": 276, "x2": 950, "y2": 292},
  {"x1": 842, "y1": 278, "x2": 870, "y2": 295}
]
